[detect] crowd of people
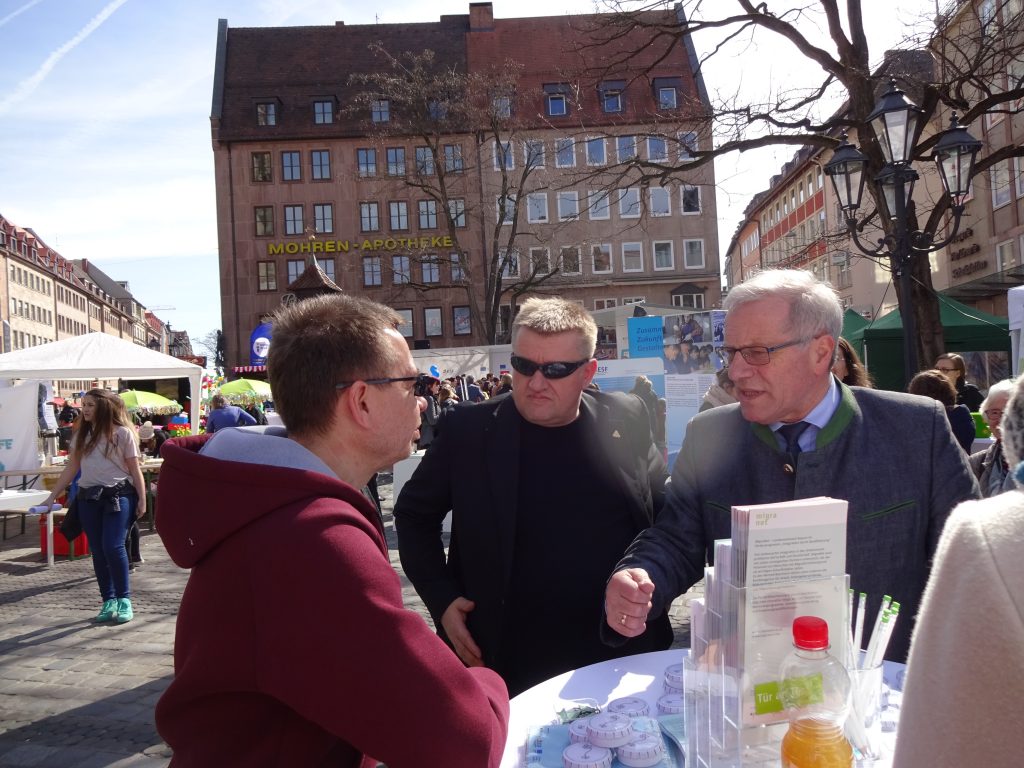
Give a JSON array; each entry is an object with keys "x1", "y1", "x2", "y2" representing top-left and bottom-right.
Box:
[{"x1": 100, "y1": 269, "x2": 1019, "y2": 766}]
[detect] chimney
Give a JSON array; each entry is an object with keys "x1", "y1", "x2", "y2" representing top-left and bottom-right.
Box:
[{"x1": 469, "y1": 2, "x2": 494, "y2": 32}]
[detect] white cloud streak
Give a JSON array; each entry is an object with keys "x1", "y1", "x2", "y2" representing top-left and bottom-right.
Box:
[
  {"x1": 0, "y1": 0, "x2": 131, "y2": 115},
  {"x1": 0, "y1": 0, "x2": 45, "y2": 28}
]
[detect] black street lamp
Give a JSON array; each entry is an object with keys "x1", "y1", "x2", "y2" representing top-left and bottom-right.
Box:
[{"x1": 824, "y1": 80, "x2": 982, "y2": 385}]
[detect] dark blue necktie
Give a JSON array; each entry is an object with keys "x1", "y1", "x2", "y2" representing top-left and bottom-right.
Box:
[{"x1": 777, "y1": 421, "x2": 810, "y2": 455}]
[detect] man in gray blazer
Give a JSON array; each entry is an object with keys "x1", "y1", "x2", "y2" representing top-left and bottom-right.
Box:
[
  {"x1": 605, "y1": 269, "x2": 979, "y2": 662},
  {"x1": 396, "y1": 297, "x2": 671, "y2": 696}
]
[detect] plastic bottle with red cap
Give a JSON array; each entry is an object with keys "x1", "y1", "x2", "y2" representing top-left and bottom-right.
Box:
[{"x1": 779, "y1": 615, "x2": 854, "y2": 768}]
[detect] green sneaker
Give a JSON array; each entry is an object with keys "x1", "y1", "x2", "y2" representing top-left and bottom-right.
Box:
[
  {"x1": 95, "y1": 599, "x2": 118, "y2": 623},
  {"x1": 114, "y1": 598, "x2": 134, "y2": 624}
]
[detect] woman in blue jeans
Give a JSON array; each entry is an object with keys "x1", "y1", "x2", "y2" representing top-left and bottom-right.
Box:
[{"x1": 44, "y1": 389, "x2": 147, "y2": 624}]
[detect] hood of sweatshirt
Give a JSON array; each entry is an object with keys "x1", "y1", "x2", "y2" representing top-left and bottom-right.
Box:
[{"x1": 156, "y1": 427, "x2": 380, "y2": 568}]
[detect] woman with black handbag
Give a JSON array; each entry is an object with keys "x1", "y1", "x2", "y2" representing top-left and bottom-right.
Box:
[{"x1": 42, "y1": 389, "x2": 147, "y2": 624}]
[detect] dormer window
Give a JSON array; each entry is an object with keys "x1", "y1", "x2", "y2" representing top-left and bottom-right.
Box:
[
  {"x1": 658, "y1": 87, "x2": 677, "y2": 109},
  {"x1": 653, "y1": 77, "x2": 683, "y2": 110},
  {"x1": 371, "y1": 99, "x2": 390, "y2": 123},
  {"x1": 492, "y1": 95, "x2": 512, "y2": 119},
  {"x1": 599, "y1": 80, "x2": 626, "y2": 113},
  {"x1": 313, "y1": 100, "x2": 334, "y2": 124},
  {"x1": 544, "y1": 84, "x2": 572, "y2": 117},
  {"x1": 256, "y1": 102, "x2": 277, "y2": 126}
]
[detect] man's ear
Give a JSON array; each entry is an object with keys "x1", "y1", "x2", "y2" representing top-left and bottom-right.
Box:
[
  {"x1": 813, "y1": 335, "x2": 837, "y2": 373},
  {"x1": 338, "y1": 382, "x2": 375, "y2": 430},
  {"x1": 581, "y1": 358, "x2": 599, "y2": 388}
]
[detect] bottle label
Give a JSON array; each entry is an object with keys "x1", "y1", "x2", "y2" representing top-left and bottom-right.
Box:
[{"x1": 754, "y1": 672, "x2": 824, "y2": 715}]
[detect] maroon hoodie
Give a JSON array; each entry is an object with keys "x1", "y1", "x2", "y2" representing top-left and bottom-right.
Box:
[{"x1": 155, "y1": 432, "x2": 509, "y2": 767}]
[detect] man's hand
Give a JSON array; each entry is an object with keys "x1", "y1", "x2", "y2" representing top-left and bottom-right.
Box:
[
  {"x1": 605, "y1": 568, "x2": 656, "y2": 638},
  {"x1": 440, "y1": 597, "x2": 484, "y2": 667}
]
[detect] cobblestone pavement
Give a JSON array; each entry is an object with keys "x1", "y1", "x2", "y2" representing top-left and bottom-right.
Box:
[{"x1": 0, "y1": 477, "x2": 699, "y2": 766}]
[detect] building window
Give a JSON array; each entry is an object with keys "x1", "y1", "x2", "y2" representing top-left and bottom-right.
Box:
[
  {"x1": 448, "y1": 199, "x2": 466, "y2": 228},
  {"x1": 682, "y1": 185, "x2": 701, "y2": 214},
  {"x1": 256, "y1": 102, "x2": 276, "y2": 126},
  {"x1": 311, "y1": 150, "x2": 331, "y2": 180},
  {"x1": 653, "y1": 241, "x2": 674, "y2": 270},
  {"x1": 396, "y1": 308, "x2": 414, "y2": 338},
  {"x1": 321, "y1": 259, "x2": 336, "y2": 284},
  {"x1": 257, "y1": 261, "x2": 277, "y2": 291},
  {"x1": 357, "y1": 148, "x2": 377, "y2": 177},
  {"x1": 619, "y1": 188, "x2": 641, "y2": 218},
  {"x1": 622, "y1": 242, "x2": 643, "y2": 272},
  {"x1": 450, "y1": 252, "x2": 466, "y2": 281},
  {"x1": 595, "y1": 298, "x2": 618, "y2": 310},
  {"x1": 492, "y1": 95, "x2": 511, "y2": 118},
  {"x1": 524, "y1": 140, "x2": 545, "y2": 169},
  {"x1": 527, "y1": 193, "x2": 549, "y2": 223},
  {"x1": 255, "y1": 206, "x2": 274, "y2": 236},
  {"x1": 650, "y1": 187, "x2": 671, "y2": 217},
  {"x1": 658, "y1": 87, "x2": 677, "y2": 109},
  {"x1": 617, "y1": 136, "x2": 638, "y2": 163},
  {"x1": 557, "y1": 191, "x2": 579, "y2": 221},
  {"x1": 588, "y1": 190, "x2": 611, "y2": 220},
  {"x1": 314, "y1": 100, "x2": 333, "y2": 124},
  {"x1": 415, "y1": 147, "x2": 434, "y2": 176},
  {"x1": 546, "y1": 93, "x2": 567, "y2": 116},
  {"x1": 560, "y1": 246, "x2": 581, "y2": 274},
  {"x1": 672, "y1": 293, "x2": 705, "y2": 309},
  {"x1": 371, "y1": 99, "x2": 390, "y2": 123},
  {"x1": 422, "y1": 258, "x2": 440, "y2": 283},
  {"x1": 497, "y1": 194, "x2": 517, "y2": 225},
  {"x1": 314, "y1": 203, "x2": 334, "y2": 234},
  {"x1": 494, "y1": 141, "x2": 514, "y2": 170},
  {"x1": 392, "y1": 255, "x2": 410, "y2": 284},
  {"x1": 284, "y1": 205, "x2": 304, "y2": 235},
  {"x1": 428, "y1": 99, "x2": 447, "y2": 120},
  {"x1": 418, "y1": 200, "x2": 438, "y2": 229},
  {"x1": 586, "y1": 137, "x2": 606, "y2": 166},
  {"x1": 555, "y1": 138, "x2": 575, "y2": 168},
  {"x1": 530, "y1": 247, "x2": 550, "y2": 274},
  {"x1": 678, "y1": 131, "x2": 698, "y2": 162},
  {"x1": 499, "y1": 247, "x2": 520, "y2": 278},
  {"x1": 996, "y1": 240, "x2": 1015, "y2": 272},
  {"x1": 591, "y1": 244, "x2": 612, "y2": 274},
  {"x1": 252, "y1": 152, "x2": 272, "y2": 182},
  {"x1": 1016, "y1": 156, "x2": 1024, "y2": 198},
  {"x1": 684, "y1": 239, "x2": 705, "y2": 269},
  {"x1": 389, "y1": 201, "x2": 409, "y2": 230},
  {"x1": 287, "y1": 259, "x2": 304, "y2": 284},
  {"x1": 602, "y1": 89, "x2": 623, "y2": 113},
  {"x1": 992, "y1": 160, "x2": 1012, "y2": 208},
  {"x1": 360, "y1": 202, "x2": 380, "y2": 232},
  {"x1": 648, "y1": 137, "x2": 669, "y2": 162},
  {"x1": 282, "y1": 151, "x2": 301, "y2": 181},
  {"x1": 453, "y1": 306, "x2": 472, "y2": 335},
  {"x1": 425, "y1": 307, "x2": 443, "y2": 336},
  {"x1": 387, "y1": 147, "x2": 406, "y2": 176},
  {"x1": 443, "y1": 144, "x2": 464, "y2": 172},
  {"x1": 363, "y1": 256, "x2": 382, "y2": 286}
]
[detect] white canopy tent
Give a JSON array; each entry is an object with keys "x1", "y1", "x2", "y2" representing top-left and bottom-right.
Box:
[{"x1": 0, "y1": 333, "x2": 202, "y2": 434}]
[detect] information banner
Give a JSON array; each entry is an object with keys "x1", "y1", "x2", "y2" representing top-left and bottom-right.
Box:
[{"x1": 0, "y1": 382, "x2": 42, "y2": 472}]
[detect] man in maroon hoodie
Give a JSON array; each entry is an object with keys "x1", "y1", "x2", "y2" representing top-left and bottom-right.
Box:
[{"x1": 155, "y1": 294, "x2": 509, "y2": 767}]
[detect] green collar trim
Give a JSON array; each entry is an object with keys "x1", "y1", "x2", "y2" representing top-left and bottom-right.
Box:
[{"x1": 751, "y1": 381, "x2": 858, "y2": 452}]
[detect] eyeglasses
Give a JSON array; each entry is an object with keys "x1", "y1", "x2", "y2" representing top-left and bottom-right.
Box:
[
  {"x1": 935, "y1": 366, "x2": 957, "y2": 373},
  {"x1": 510, "y1": 354, "x2": 590, "y2": 379},
  {"x1": 336, "y1": 373, "x2": 427, "y2": 391},
  {"x1": 716, "y1": 337, "x2": 812, "y2": 367}
]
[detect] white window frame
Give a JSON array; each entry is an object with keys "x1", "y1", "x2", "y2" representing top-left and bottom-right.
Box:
[
  {"x1": 527, "y1": 193, "x2": 549, "y2": 224},
  {"x1": 622, "y1": 296, "x2": 646, "y2": 305},
  {"x1": 494, "y1": 140, "x2": 515, "y2": 171},
  {"x1": 618, "y1": 188, "x2": 641, "y2": 219},
  {"x1": 992, "y1": 160, "x2": 1012, "y2": 209},
  {"x1": 496, "y1": 194, "x2": 517, "y2": 225},
  {"x1": 559, "y1": 245, "x2": 582, "y2": 275},
  {"x1": 594, "y1": 298, "x2": 618, "y2": 310},
  {"x1": 658, "y1": 87, "x2": 677, "y2": 109},
  {"x1": 557, "y1": 191, "x2": 579, "y2": 221},
  {"x1": 530, "y1": 247, "x2": 550, "y2": 274},
  {"x1": 650, "y1": 187, "x2": 671, "y2": 217},
  {"x1": 653, "y1": 240, "x2": 675, "y2": 271},
  {"x1": 681, "y1": 185, "x2": 701, "y2": 214},
  {"x1": 547, "y1": 93, "x2": 567, "y2": 116},
  {"x1": 586, "y1": 137, "x2": 606, "y2": 166},
  {"x1": 678, "y1": 131, "x2": 698, "y2": 162},
  {"x1": 1016, "y1": 156, "x2": 1024, "y2": 199},
  {"x1": 617, "y1": 136, "x2": 638, "y2": 163},
  {"x1": 591, "y1": 243, "x2": 613, "y2": 274},
  {"x1": 672, "y1": 293, "x2": 705, "y2": 309},
  {"x1": 588, "y1": 190, "x2": 611, "y2": 220},
  {"x1": 622, "y1": 242, "x2": 644, "y2": 272},
  {"x1": 524, "y1": 140, "x2": 546, "y2": 169},
  {"x1": 555, "y1": 138, "x2": 575, "y2": 168},
  {"x1": 996, "y1": 239, "x2": 1014, "y2": 272},
  {"x1": 602, "y1": 89, "x2": 623, "y2": 113},
  {"x1": 499, "y1": 247, "x2": 520, "y2": 278},
  {"x1": 683, "y1": 239, "x2": 705, "y2": 269},
  {"x1": 647, "y1": 137, "x2": 669, "y2": 162}
]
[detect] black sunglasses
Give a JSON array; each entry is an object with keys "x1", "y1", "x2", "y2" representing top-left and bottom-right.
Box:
[
  {"x1": 510, "y1": 354, "x2": 590, "y2": 379},
  {"x1": 336, "y1": 373, "x2": 428, "y2": 391}
]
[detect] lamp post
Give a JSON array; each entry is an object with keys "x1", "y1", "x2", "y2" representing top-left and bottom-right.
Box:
[{"x1": 824, "y1": 80, "x2": 982, "y2": 386}]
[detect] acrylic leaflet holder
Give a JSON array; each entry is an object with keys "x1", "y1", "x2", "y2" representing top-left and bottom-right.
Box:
[{"x1": 685, "y1": 572, "x2": 850, "y2": 767}]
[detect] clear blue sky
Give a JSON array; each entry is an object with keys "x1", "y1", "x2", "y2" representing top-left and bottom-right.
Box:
[{"x1": 0, "y1": 0, "x2": 927, "y2": 346}]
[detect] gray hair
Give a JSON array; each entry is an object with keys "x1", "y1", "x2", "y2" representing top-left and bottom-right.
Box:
[
  {"x1": 724, "y1": 269, "x2": 842, "y2": 353},
  {"x1": 981, "y1": 378, "x2": 1016, "y2": 416},
  {"x1": 511, "y1": 297, "x2": 597, "y2": 357},
  {"x1": 999, "y1": 378, "x2": 1024, "y2": 467}
]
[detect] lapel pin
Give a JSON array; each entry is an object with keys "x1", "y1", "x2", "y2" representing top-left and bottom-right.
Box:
[{"x1": 612, "y1": 430, "x2": 621, "y2": 438}]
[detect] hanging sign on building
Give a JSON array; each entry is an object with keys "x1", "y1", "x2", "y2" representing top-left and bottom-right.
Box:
[{"x1": 250, "y1": 322, "x2": 272, "y2": 367}]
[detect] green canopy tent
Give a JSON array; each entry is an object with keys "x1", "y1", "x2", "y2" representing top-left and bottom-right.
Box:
[
  {"x1": 847, "y1": 297, "x2": 1010, "y2": 392},
  {"x1": 841, "y1": 309, "x2": 870, "y2": 359}
]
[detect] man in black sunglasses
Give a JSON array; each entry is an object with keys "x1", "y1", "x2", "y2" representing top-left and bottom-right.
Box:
[{"x1": 396, "y1": 297, "x2": 672, "y2": 696}]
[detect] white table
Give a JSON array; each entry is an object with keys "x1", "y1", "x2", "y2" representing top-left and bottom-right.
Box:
[
  {"x1": 0, "y1": 489, "x2": 54, "y2": 565},
  {"x1": 501, "y1": 650, "x2": 905, "y2": 767}
]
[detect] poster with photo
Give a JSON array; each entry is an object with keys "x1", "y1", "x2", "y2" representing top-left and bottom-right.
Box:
[
  {"x1": 453, "y1": 306, "x2": 472, "y2": 335},
  {"x1": 424, "y1": 308, "x2": 442, "y2": 337}
]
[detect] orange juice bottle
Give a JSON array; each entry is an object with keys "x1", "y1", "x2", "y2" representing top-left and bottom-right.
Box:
[{"x1": 779, "y1": 616, "x2": 853, "y2": 768}]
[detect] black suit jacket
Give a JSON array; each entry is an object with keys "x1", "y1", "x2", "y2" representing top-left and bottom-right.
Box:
[{"x1": 395, "y1": 390, "x2": 672, "y2": 680}]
